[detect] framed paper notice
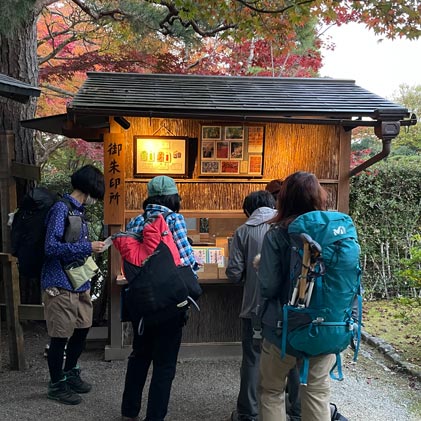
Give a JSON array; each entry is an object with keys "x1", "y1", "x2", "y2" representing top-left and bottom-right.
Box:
[
  {"x1": 201, "y1": 160, "x2": 219, "y2": 174},
  {"x1": 202, "y1": 141, "x2": 215, "y2": 159},
  {"x1": 248, "y1": 155, "x2": 262, "y2": 174},
  {"x1": 247, "y1": 126, "x2": 264, "y2": 153},
  {"x1": 134, "y1": 136, "x2": 188, "y2": 177},
  {"x1": 199, "y1": 124, "x2": 264, "y2": 177},
  {"x1": 221, "y1": 160, "x2": 240, "y2": 174},
  {"x1": 216, "y1": 141, "x2": 229, "y2": 159},
  {"x1": 225, "y1": 126, "x2": 244, "y2": 140},
  {"x1": 230, "y1": 141, "x2": 243, "y2": 159},
  {"x1": 202, "y1": 126, "x2": 222, "y2": 140}
]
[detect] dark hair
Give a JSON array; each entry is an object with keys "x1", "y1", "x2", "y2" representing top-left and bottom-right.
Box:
[
  {"x1": 143, "y1": 194, "x2": 181, "y2": 213},
  {"x1": 265, "y1": 179, "x2": 283, "y2": 201},
  {"x1": 271, "y1": 171, "x2": 327, "y2": 226},
  {"x1": 71, "y1": 165, "x2": 105, "y2": 200},
  {"x1": 242, "y1": 190, "x2": 276, "y2": 217}
]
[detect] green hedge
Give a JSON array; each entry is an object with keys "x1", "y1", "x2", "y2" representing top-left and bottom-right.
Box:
[{"x1": 349, "y1": 160, "x2": 421, "y2": 298}]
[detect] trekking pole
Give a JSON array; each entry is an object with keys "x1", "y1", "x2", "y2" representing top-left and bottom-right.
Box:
[
  {"x1": 300, "y1": 234, "x2": 322, "y2": 307},
  {"x1": 297, "y1": 241, "x2": 311, "y2": 307}
]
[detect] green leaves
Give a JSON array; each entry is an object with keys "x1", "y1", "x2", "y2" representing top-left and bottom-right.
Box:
[
  {"x1": 350, "y1": 161, "x2": 421, "y2": 298},
  {"x1": 398, "y1": 234, "x2": 421, "y2": 289}
]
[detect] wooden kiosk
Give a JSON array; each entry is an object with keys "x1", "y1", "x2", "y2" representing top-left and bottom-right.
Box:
[{"x1": 22, "y1": 73, "x2": 414, "y2": 359}]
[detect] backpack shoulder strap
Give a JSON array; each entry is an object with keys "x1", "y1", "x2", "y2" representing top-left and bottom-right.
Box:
[
  {"x1": 162, "y1": 210, "x2": 174, "y2": 220},
  {"x1": 59, "y1": 197, "x2": 75, "y2": 214},
  {"x1": 59, "y1": 198, "x2": 84, "y2": 243}
]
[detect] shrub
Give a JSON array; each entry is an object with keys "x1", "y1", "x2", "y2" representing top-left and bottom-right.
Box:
[{"x1": 349, "y1": 161, "x2": 421, "y2": 299}]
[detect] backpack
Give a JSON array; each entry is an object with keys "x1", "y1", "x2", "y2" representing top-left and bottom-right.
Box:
[
  {"x1": 280, "y1": 210, "x2": 362, "y2": 384},
  {"x1": 112, "y1": 211, "x2": 202, "y2": 330},
  {"x1": 11, "y1": 187, "x2": 82, "y2": 278}
]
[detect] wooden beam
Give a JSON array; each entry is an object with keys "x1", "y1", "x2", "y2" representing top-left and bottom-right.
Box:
[
  {"x1": 104, "y1": 132, "x2": 125, "y2": 225},
  {"x1": 0, "y1": 303, "x2": 44, "y2": 321},
  {"x1": 337, "y1": 127, "x2": 352, "y2": 212},
  {"x1": 0, "y1": 133, "x2": 26, "y2": 370},
  {"x1": 125, "y1": 209, "x2": 246, "y2": 220},
  {"x1": 107, "y1": 225, "x2": 124, "y2": 357},
  {"x1": 0, "y1": 253, "x2": 26, "y2": 370}
]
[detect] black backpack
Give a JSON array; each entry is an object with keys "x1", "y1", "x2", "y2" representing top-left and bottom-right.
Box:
[
  {"x1": 112, "y1": 212, "x2": 202, "y2": 328},
  {"x1": 11, "y1": 187, "x2": 81, "y2": 278}
]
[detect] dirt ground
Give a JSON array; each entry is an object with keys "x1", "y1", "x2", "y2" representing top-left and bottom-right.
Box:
[{"x1": 0, "y1": 322, "x2": 420, "y2": 421}]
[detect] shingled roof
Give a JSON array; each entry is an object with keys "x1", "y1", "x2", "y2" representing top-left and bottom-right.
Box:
[
  {"x1": 68, "y1": 72, "x2": 409, "y2": 122},
  {"x1": 0, "y1": 73, "x2": 40, "y2": 103},
  {"x1": 21, "y1": 72, "x2": 415, "y2": 141}
]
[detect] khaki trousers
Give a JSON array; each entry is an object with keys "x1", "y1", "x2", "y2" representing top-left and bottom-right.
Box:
[{"x1": 259, "y1": 339, "x2": 335, "y2": 421}]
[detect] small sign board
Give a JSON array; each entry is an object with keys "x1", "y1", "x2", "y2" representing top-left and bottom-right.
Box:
[{"x1": 11, "y1": 162, "x2": 41, "y2": 181}]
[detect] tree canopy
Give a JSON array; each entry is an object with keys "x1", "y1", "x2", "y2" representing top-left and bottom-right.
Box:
[
  {"x1": 391, "y1": 84, "x2": 421, "y2": 153},
  {"x1": 3, "y1": 1, "x2": 421, "y2": 40},
  {"x1": 1, "y1": 0, "x2": 420, "y2": 166}
]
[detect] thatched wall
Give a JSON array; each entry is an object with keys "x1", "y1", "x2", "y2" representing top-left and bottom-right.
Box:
[
  {"x1": 125, "y1": 181, "x2": 337, "y2": 213},
  {"x1": 119, "y1": 116, "x2": 341, "y2": 213},
  {"x1": 120, "y1": 117, "x2": 340, "y2": 182}
]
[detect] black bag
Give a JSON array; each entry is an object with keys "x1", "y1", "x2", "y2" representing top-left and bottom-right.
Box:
[
  {"x1": 11, "y1": 187, "x2": 57, "y2": 277},
  {"x1": 11, "y1": 187, "x2": 81, "y2": 278},
  {"x1": 122, "y1": 241, "x2": 202, "y2": 324}
]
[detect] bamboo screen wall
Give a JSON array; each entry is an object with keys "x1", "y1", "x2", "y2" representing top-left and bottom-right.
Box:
[{"x1": 114, "y1": 117, "x2": 341, "y2": 213}]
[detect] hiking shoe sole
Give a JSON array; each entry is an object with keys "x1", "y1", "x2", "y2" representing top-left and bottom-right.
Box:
[{"x1": 47, "y1": 393, "x2": 82, "y2": 405}]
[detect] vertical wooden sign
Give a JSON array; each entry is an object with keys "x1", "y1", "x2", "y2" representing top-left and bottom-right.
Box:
[{"x1": 103, "y1": 133, "x2": 125, "y2": 225}]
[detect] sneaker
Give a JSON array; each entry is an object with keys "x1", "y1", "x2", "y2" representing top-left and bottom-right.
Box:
[
  {"x1": 227, "y1": 411, "x2": 256, "y2": 421},
  {"x1": 64, "y1": 366, "x2": 92, "y2": 394},
  {"x1": 47, "y1": 378, "x2": 82, "y2": 405}
]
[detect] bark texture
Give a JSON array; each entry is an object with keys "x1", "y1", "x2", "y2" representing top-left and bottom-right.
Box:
[{"x1": 0, "y1": 9, "x2": 39, "y2": 164}]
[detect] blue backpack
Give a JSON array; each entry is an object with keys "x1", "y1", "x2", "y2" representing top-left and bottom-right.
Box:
[{"x1": 281, "y1": 211, "x2": 363, "y2": 384}]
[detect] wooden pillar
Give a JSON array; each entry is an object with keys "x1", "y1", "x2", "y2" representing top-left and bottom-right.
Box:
[
  {"x1": 102, "y1": 128, "x2": 130, "y2": 360},
  {"x1": 0, "y1": 131, "x2": 26, "y2": 370},
  {"x1": 337, "y1": 127, "x2": 352, "y2": 212}
]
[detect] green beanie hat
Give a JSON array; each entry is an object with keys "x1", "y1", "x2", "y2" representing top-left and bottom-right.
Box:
[{"x1": 147, "y1": 176, "x2": 178, "y2": 197}]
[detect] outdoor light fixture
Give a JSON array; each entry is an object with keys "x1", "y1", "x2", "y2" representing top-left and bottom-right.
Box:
[{"x1": 114, "y1": 116, "x2": 130, "y2": 130}]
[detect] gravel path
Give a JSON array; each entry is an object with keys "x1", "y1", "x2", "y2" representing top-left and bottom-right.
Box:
[{"x1": 1, "y1": 323, "x2": 420, "y2": 421}]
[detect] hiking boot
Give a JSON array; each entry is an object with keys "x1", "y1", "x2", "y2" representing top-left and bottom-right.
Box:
[
  {"x1": 47, "y1": 378, "x2": 82, "y2": 405},
  {"x1": 64, "y1": 366, "x2": 92, "y2": 394}
]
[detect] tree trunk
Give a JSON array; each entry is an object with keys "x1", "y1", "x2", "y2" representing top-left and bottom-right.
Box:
[
  {"x1": 0, "y1": 10, "x2": 38, "y2": 165},
  {"x1": 0, "y1": 11, "x2": 39, "y2": 306}
]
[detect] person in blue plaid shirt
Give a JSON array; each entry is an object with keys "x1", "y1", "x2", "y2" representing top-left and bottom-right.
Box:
[{"x1": 121, "y1": 175, "x2": 199, "y2": 421}]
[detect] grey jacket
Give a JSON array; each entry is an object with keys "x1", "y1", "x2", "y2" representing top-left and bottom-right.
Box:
[{"x1": 225, "y1": 207, "x2": 276, "y2": 318}]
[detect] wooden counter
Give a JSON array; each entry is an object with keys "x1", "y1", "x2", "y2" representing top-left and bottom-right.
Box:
[{"x1": 182, "y1": 282, "x2": 243, "y2": 343}]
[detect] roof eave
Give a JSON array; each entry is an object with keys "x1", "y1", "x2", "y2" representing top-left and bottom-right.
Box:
[
  {"x1": 68, "y1": 105, "x2": 410, "y2": 124},
  {"x1": 0, "y1": 84, "x2": 41, "y2": 103}
]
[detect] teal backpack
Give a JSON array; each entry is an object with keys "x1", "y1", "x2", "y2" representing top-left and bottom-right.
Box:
[{"x1": 280, "y1": 211, "x2": 362, "y2": 384}]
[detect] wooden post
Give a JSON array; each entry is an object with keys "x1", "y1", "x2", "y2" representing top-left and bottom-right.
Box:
[
  {"x1": 0, "y1": 131, "x2": 26, "y2": 370},
  {"x1": 337, "y1": 127, "x2": 352, "y2": 212},
  {"x1": 102, "y1": 129, "x2": 130, "y2": 360}
]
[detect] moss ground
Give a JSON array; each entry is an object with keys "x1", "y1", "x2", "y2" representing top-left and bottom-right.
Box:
[{"x1": 363, "y1": 298, "x2": 421, "y2": 367}]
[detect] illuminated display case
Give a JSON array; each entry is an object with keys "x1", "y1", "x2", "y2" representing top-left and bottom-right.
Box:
[{"x1": 133, "y1": 136, "x2": 189, "y2": 178}]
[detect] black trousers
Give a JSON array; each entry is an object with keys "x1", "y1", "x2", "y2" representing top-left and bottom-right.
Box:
[{"x1": 121, "y1": 314, "x2": 184, "y2": 421}]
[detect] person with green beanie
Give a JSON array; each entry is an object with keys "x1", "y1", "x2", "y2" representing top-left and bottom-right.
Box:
[{"x1": 121, "y1": 176, "x2": 199, "y2": 421}]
